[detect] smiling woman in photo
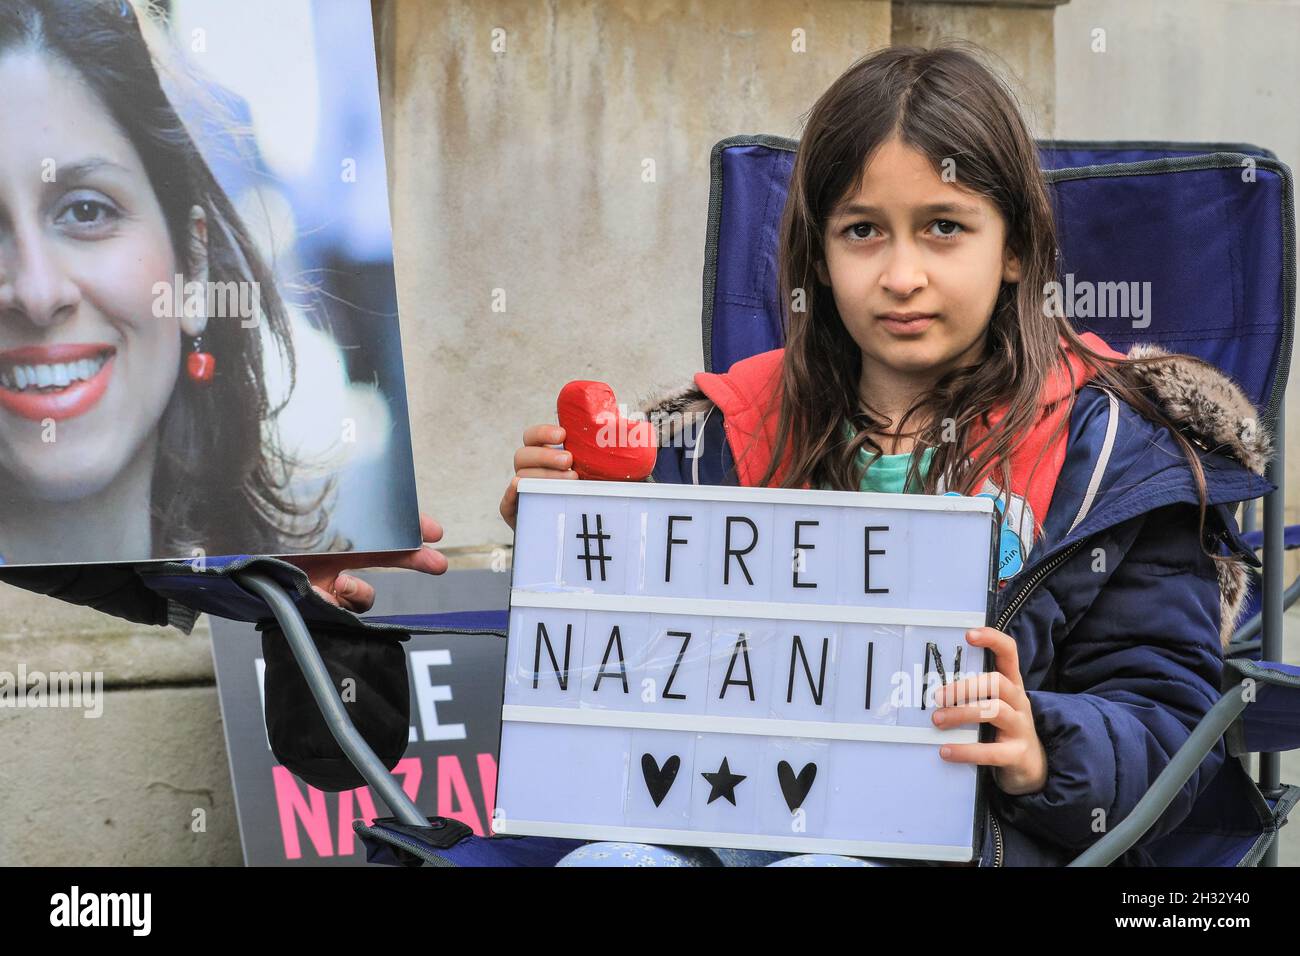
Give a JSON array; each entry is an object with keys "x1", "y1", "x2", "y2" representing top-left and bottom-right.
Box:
[{"x1": 0, "y1": 0, "x2": 337, "y2": 566}]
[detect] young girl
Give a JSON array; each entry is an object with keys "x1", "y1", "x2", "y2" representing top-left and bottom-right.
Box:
[{"x1": 500, "y1": 44, "x2": 1269, "y2": 866}]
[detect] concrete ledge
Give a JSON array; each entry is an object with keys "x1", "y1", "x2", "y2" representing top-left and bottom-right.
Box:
[
  {"x1": 0, "y1": 685, "x2": 241, "y2": 865},
  {"x1": 0, "y1": 584, "x2": 215, "y2": 686}
]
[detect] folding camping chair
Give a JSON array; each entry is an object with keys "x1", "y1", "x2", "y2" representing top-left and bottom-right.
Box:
[
  {"x1": 133, "y1": 136, "x2": 1299, "y2": 868},
  {"x1": 693, "y1": 134, "x2": 1299, "y2": 868}
]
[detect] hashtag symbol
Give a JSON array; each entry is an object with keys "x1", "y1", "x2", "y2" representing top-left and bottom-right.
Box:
[{"x1": 576, "y1": 512, "x2": 612, "y2": 582}]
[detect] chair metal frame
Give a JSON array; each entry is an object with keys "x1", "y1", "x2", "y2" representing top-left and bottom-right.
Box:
[{"x1": 235, "y1": 571, "x2": 429, "y2": 829}]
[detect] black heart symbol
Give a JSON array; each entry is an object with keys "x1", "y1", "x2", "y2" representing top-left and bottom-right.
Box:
[
  {"x1": 777, "y1": 760, "x2": 817, "y2": 812},
  {"x1": 641, "y1": 753, "x2": 681, "y2": 807}
]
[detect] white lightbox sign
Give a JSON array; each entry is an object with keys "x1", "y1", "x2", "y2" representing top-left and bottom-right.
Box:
[{"x1": 494, "y1": 479, "x2": 999, "y2": 862}]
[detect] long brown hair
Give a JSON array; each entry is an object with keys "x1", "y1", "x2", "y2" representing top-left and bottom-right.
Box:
[{"x1": 762, "y1": 42, "x2": 1229, "y2": 552}]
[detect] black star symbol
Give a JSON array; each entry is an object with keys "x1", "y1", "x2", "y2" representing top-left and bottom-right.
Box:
[{"x1": 701, "y1": 757, "x2": 747, "y2": 806}]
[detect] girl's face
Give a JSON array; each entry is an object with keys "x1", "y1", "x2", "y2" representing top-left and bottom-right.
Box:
[
  {"x1": 0, "y1": 51, "x2": 183, "y2": 503},
  {"x1": 819, "y1": 136, "x2": 1022, "y2": 386}
]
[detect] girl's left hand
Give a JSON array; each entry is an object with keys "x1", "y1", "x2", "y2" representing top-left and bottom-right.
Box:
[
  {"x1": 932, "y1": 626, "x2": 1048, "y2": 796},
  {"x1": 284, "y1": 512, "x2": 449, "y2": 614}
]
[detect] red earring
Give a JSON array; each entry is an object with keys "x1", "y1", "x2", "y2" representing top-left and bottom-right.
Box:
[{"x1": 187, "y1": 334, "x2": 215, "y2": 385}]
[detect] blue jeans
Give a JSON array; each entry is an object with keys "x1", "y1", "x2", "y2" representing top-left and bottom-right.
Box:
[{"x1": 554, "y1": 842, "x2": 894, "y2": 867}]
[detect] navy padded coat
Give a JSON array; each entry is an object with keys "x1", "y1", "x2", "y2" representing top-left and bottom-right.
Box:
[{"x1": 641, "y1": 345, "x2": 1270, "y2": 866}]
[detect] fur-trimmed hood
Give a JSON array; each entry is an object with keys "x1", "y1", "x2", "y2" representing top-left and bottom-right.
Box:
[
  {"x1": 636, "y1": 344, "x2": 1271, "y2": 647},
  {"x1": 1123, "y1": 344, "x2": 1271, "y2": 647},
  {"x1": 1125, "y1": 344, "x2": 1272, "y2": 475}
]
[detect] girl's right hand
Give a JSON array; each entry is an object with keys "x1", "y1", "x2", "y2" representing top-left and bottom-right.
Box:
[{"x1": 499, "y1": 424, "x2": 577, "y2": 530}]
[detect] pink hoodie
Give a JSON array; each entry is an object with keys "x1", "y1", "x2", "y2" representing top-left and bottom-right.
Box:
[{"x1": 692, "y1": 332, "x2": 1126, "y2": 543}]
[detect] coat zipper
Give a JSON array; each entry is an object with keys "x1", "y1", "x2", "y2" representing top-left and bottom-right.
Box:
[
  {"x1": 994, "y1": 540, "x2": 1085, "y2": 631},
  {"x1": 983, "y1": 538, "x2": 1086, "y2": 866}
]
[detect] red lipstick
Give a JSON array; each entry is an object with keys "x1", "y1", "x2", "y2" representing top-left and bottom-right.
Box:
[{"x1": 0, "y1": 343, "x2": 116, "y2": 422}]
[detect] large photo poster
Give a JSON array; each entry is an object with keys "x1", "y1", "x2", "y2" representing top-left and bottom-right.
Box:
[{"x1": 0, "y1": 0, "x2": 419, "y2": 567}]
